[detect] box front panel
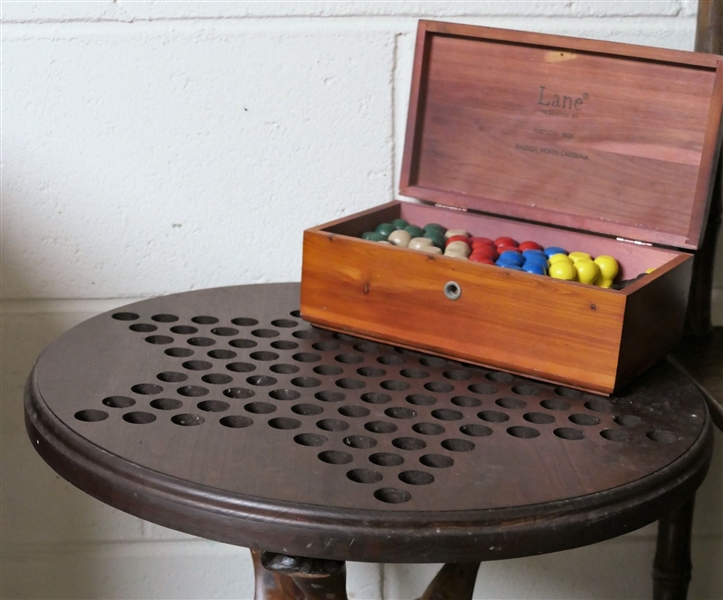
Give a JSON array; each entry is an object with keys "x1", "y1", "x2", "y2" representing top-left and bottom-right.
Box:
[{"x1": 302, "y1": 230, "x2": 626, "y2": 393}]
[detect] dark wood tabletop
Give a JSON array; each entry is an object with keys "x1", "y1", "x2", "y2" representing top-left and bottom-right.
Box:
[{"x1": 25, "y1": 283, "x2": 713, "y2": 564}]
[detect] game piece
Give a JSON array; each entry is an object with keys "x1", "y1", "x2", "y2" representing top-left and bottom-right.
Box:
[
  {"x1": 500, "y1": 264, "x2": 524, "y2": 271},
  {"x1": 404, "y1": 225, "x2": 425, "y2": 238},
  {"x1": 470, "y1": 246, "x2": 497, "y2": 260},
  {"x1": 593, "y1": 256, "x2": 619, "y2": 288},
  {"x1": 549, "y1": 261, "x2": 577, "y2": 281},
  {"x1": 423, "y1": 223, "x2": 447, "y2": 234},
  {"x1": 361, "y1": 231, "x2": 377, "y2": 240},
  {"x1": 445, "y1": 229, "x2": 470, "y2": 239},
  {"x1": 568, "y1": 251, "x2": 592, "y2": 263},
  {"x1": 495, "y1": 236, "x2": 518, "y2": 247},
  {"x1": 518, "y1": 241, "x2": 544, "y2": 251},
  {"x1": 375, "y1": 223, "x2": 396, "y2": 238},
  {"x1": 409, "y1": 237, "x2": 434, "y2": 250},
  {"x1": 445, "y1": 235, "x2": 472, "y2": 247},
  {"x1": 469, "y1": 255, "x2": 495, "y2": 265},
  {"x1": 418, "y1": 245, "x2": 443, "y2": 255},
  {"x1": 523, "y1": 263, "x2": 547, "y2": 275},
  {"x1": 544, "y1": 246, "x2": 567, "y2": 258},
  {"x1": 548, "y1": 253, "x2": 573, "y2": 265},
  {"x1": 497, "y1": 251, "x2": 524, "y2": 267},
  {"x1": 446, "y1": 241, "x2": 471, "y2": 256},
  {"x1": 391, "y1": 218, "x2": 409, "y2": 230},
  {"x1": 573, "y1": 260, "x2": 600, "y2": 285},
  {"x1": 423, "y1": 230, "x2": 446, "y2": 248},
  {"x1": 496, "y1": 245, "x2": 520, "y2": 255},
  {"x1": 522, "y1": 249, "x2": 546, "y2": 259},
  {"x1": 470, "y1": 237, "x2": 495, "y2": 247},
  {"x1": 363, "y1": 232, "x2": 386, "y2": 242},
  {"x1": 388, "y1": 230, "x2": 412, "y2": 247}
]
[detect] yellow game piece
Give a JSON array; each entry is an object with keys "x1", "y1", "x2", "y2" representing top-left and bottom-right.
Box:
[
  {"x1": 549, "y1": 261, "x2": 577, "y2": 281},
  {"x1": 573, "y1": 260, "x2": 600, "y2": 285},
  {"x1": 593, "y1": 255, "x2": 619, "y2": 288},
  {"x1": 568, "y1": 251, "x2": 592, "y2": 263},
  {"x1": 549, "y1": 253, "x2": 573, "y2": 265},
  {"x1": 645, "y1": 268, "x2": 656, "y2": 274}
]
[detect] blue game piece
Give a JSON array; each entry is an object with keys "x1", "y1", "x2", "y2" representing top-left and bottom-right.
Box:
[
  {"x1": 522, "y1": 249, "x2": 546, "y2": 260},
  {"x1": 523, "y1": 262, "x2": 547, "y2": 276},
  {"x1": 500, "y1": 264, "x2": 524, "y2": 271},
  {"x1": 544, "y1": 246, "x2": 567, "y2": 258},
  {"x1": 497, "y1": 251, "x2": 525, "y2": 267},
  {"x1": 523, "y1": 254, "x2": 549, "y2": 268}
]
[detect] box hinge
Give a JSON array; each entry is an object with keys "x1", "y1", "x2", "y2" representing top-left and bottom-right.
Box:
[
  {"x1": 435, "y1": 203, "x2": 467, "y2": 212},
  {"x1": 616, "y1": 237, "x2": 653, "y2": 247}
]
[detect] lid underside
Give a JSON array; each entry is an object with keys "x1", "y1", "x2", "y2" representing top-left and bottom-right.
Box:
[{"x1": 401, "y1": 22, "x2": 723, "y2": 249}]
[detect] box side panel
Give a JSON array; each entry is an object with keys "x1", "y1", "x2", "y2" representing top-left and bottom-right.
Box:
[
  {"x1": 301, "y1": 231, "x2": 626, "y2": 393},
  {"x1": 616, "y1": 255, "x2": 694, "y2": 390}
]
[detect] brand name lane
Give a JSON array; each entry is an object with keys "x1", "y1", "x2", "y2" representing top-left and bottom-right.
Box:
[{"x1": 537, "y1": 86, "x2": 588, "y2": 110}]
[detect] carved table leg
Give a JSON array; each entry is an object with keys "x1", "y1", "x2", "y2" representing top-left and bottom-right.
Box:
[
  {"x1": 251, "y1": 549, "x2": 305, "y2": 600},
  {"x1": 416, "y1": 562, "x2": 481, "y2": 600},
  {"x1": 260, "y1": 551, "x2": 348, "y2": 600},
  {"x1": 653, "y1": 496, "x2": 696, "y2": 600}
]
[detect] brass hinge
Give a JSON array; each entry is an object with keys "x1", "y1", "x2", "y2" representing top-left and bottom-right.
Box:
[
  {"x1": 435, "y1": 203, "x2": 467, "y2": 212},
  {"x1": 615, "y1": 237, "x2": 652, "y2": 247}
]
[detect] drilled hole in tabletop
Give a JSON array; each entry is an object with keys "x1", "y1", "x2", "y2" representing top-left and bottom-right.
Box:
[
  {"x1": 512, "y1": 384, "x2": 540, "y2": 396},
  {"x1": 451, "y1": 396, "x2": 481, "y2": 407},
  {"x1": 192, "y1": 316, "x2": 218, "y2": 325},
  {"x1": 401, "y1": 368, "x2": 429, "y2": 379},
  {"x1": 211, "y1": 327, "x2": 238, "y2": 336},
  {"x1": 102, "y1": 396, "x2": 135, "y2": 409},
  {"x1": 157, "y1": 372, "x2": 187, "y2": 383},
  {"x1": 294, "y1": 433, "x2": 328, "y2": 446},
  {"x1": 293, "y1": 330, "x2": 319, "y2": 340},
  {"x1": 507, "y1": 426, "x2": 540, "y2": 439},
  {"x1": 152, "y1": 314, "x2": 178, "y2": 322},
  {"x1": 178, "y1": 385, "x2": 209, "y2": 397},
  {"x1": 130, "y1": 323, "x2": 157, "y2": 333},
  {"x1": 460, "y1": 424, "x2": 492, "y2": 437},
  {"x1": 123, "y1": 412, "x2": 156, "y2": 424},
  {"x1": 496, "y1": 397, "x2": 526, "y2": 409},
  {"x1": 360, "y1": 392, "x2": 391, "y2": 405},
  {"x1": 353, "y1": 341, "x2": 379, "y2": 353},
  {"x1": 315, "y1": 391, "x2": 344, "y2": 402},
  {"x1": 524, "y1": 412, "x2": 555, "y2": 425},
  {"x1": 392, "y1": 437, "x2": 426, "y2": 451},
  {"x1": 151, "y1": 398, "x2": 182, "y2": 410},
  {"x1": 272, "y1": 319, "x2": 298, "y2": 328},
  {"x1": 399, "y1": 470, "x2": 434, "y2": 485},
  {"x1": 339, "y1": 405, "x2": 370, "y2": 418},
  {"x1": 385, "y1": 407, "x2": 417, "y2": 419},
  {"x1": 468, "y1": 383, "x2": 497, "y2": 395},
  {"x1": 292, "y1": 403, "x2": 323, "y2": 416},
  {"x1": 269, "y1": 417, "x2": 301, "y2": 430},
  {"x1": 272, "y1": 364, "x2": 300, "y2": 374},
  {"x1": 431, "y1": 409, "x2": 463, "y2": 421},
  {"x1": 344, "y1": 435, "x2": 377, "y2": 449},
  {"x1": 337, "y1": 378, "x2": 365, "y2": 390},
  {"x1": 220, "y1": 415, "x2": 253, "y2": 428},
  {"x1": 541, "y1": 399, "x2": 570, "y2": 411},
  {"x1": 314, "y1": 365, "x2": 342, "y2": 376},
  {"x1": 370, "y1": 453, "x2": 404, "y2": 467},
  {"x1": 365, "y1": 421, "x2": 398, "y2": 434},
  {"x1": 406, "y1": 394, "x2": 436, "y2": 406},
  {"x1": 334, "y1": 333, "x2": 358, "y2": 342},
  {"x1": 292, "y1": 377, "x2": 321, "y2": 388},
  {"x1": 166, "y1": 347, "x2": 194, "y2": 358},
  {"x1": 615, "y1": 415, "x2": 643, "y2": 427},
  {"x1": 252, "y1": 329, "x2": 279, "y2": 338},
  {"x1": 347, "y1": 469, "x2": 382, "y2": 484},
  {"x1": 251, "y1": 351, "x2": 280, "y2": 362},
  {"x1": 197, "y1": 400, "x2": 230, "y2": 412},
  {"x1": 290, "y1": 310, "x2": 302, "y2": 318},
  {"x1": 223, "y1": 387, "x2": 255, "y2": 400},
  {"x1": 75, "y1": 409, "x2": 108, "y2": 422},
  {"x1": 318, "y1": 450, "x2": 353, "y2": 465},
  {"x1": 554, "y1": 428, "x2": 585, "y2": 440},
  {"x1": 425, "y1": 382, "x2": 453, "y2": 393},
  {"x1": 555, "y1": 387, "x2": 583, "y2": 398},
  {"x1": 419, "y1": 356, "x2": 447, "y2": 368},
  {"x1": 188, "y1": 337, "x2": 215, "y2": 347},
  {"x1": 441, "y1": 439, "x2": 475, "y2": 452},
  {"x1": 312, "y1": 341, "x2": 340, "y2": 352},
  {"x1": 374, "y1": 488, "x2": 411, "y2": 504},
  {"x1": 112, "y1": 312, "x2": 139, "y2": 321},
  {"x1": 585, "y1": 399, "x2": 614, "y2": 412},
  {"x1": 293, "y1": 352, "x2": 321, "y2": 363},
  {"x1": 227, "y1": 362, "x2": 256, "y2": 373},
  {"x1": 569, "y1": 413, "x2": 600, "y2": 426},
  {"x1": 478, "y1": 410, "x2": 509, "y2": 423},
  {"x1": 269, "y1": 389, "x2": 301, "y2": 401},
  {"x1": 381, "y1": 380, "x2": 410, "y2": 391},
  {"x1": 444, "y1": 369, "x2": 472, "y2": 381},
  {"x1": 647, "y1": 430, "x2": 678, "y2": 443},
  {"x1": 132, "y1": 383, "x2": 163, "y2": 395},
  {"x1": 171, "y1": 325, "x2": 198, "y2": 335},
  {"x1": 202, "y1": 374, "x2": 232, "y2": 385},
  {"x1": 336, "y1": 354, "x2": 363, "y2": 364},
  {"x1": 378, "y1": 354, "x2": 405, "y2": 366},
  {"x1": 232, "y1": 318, "x2": 258, "y2": 327},
  {"x1": 230, "y1": 339, "x2": 257, "y2": 349},
  {"x1": 317, "y1": 419, "x2": 349, "y2": 432},
  {"x1": 172, "y1": 413, "x2": 205, "y2": 426},
  {"x1": 486, "y1": 372, "x2": 514, "y2": 383},
  {"x1": 245, "y1": 402, "x2": 277, "y2": 414},
  {"x1": 272, "y1": 340, "x2": 299, "y2": 350},
  {"x1": 357, "y1": 367, "x2": 386, "y2": 377},
  {"x1": 184, "y1": 360, "x2": 213, "y2": 371},
  {"x1": 420, "y1": 454, "x2": 454, "y2": 468},
  {"x1": 248, "y1": 376, "x2": 277, "y2": 387},
  {"x1": 413, "y1": 422, "x2": 445, "y2": 435},
  {"x1": 146, "y1": 335, "x2": 173, "y2": 345}
]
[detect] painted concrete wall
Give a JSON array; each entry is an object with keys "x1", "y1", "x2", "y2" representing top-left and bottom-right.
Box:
[{"x1": 3, "y1": 1, "x2": 721, "y2": 598}]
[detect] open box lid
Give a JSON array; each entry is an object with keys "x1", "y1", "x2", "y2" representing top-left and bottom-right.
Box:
[{"x1": 400, "y1": 21, "x2": 723, "y2": 250}]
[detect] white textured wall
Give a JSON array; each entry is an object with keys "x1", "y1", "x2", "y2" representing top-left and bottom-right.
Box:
[{"x1": 2, "y1": 1, "x2": 721, "y2": 599}]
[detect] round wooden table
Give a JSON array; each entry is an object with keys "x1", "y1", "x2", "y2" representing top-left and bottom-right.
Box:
[{"x1": 25, "y1": 283, "x2": 713, "y2": 599}]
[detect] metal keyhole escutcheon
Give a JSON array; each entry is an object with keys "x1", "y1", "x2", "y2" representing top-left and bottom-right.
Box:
[{"x1": 444, "y1": 281, "x2": 461, "y2": 300}]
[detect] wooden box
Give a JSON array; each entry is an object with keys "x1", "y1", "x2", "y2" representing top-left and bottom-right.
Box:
[{"x1": 300, "y1": 21, "x2": 723, "y2": 395}]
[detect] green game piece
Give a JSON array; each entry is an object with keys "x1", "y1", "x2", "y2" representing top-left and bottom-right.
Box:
[
  {"x1": 423, "y1": 230, "x2": 445, "y2": 248},
  {"x1": 424, "y1": 223, "x2": 447, "y2": 234},
  {"x1": 404, "y1": 225, "x2": 424, "y2": 238},
  {"x1": 364, "y1": 232, "x2": 386, "y2": 242},
  {"x1": 361, "y1": 231, "x2": 377, "y2": 240},
  {"x1": 391, "y1": 218, "x2": 409, "y2": 230},
  {"x1": 375, "y1": 223, "x2": 396, "y2": 238}
]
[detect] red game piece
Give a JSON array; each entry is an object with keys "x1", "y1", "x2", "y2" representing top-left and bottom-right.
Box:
[
  {"x1": 470, "y1": 246, "x2": 497, "y2": 260},
  {"x1": 445, "y1": 235, "x2": 472, "y2": 247},
  {"x1": 469, "y1": 255, "x2": 495, "y2": 264},
  {"x1": 470, "y1": 237, "x2": 494, "y2": 247},
  {"x1": 496, "y1": 245, "x2": 520, "y2": 255},
  {"x1": 518, "y1": 241, "x2": 544, "y2": 251},
  {"x1": 495, "y1": 236, "x2": 518, "y2": 248}
]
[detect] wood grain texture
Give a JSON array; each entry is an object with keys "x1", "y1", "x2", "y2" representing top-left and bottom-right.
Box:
[{"x1": 400, "y1": 21, "x2": 723, "y2": 250}]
